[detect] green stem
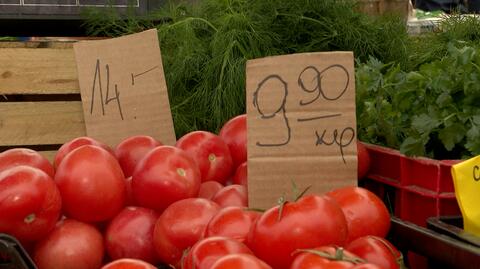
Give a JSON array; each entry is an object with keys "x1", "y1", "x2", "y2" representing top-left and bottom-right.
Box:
[{"x1": 162, "y1": 17, "x2": 218, "y2": 32}]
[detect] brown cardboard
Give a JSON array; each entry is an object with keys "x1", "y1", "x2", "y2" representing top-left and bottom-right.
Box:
[
  {"x1": 246, "y1": 52, "x2": 357, "y2": 209},
  {"x1": 73, "y1": 29, "x2": 176, "y2": 147}
]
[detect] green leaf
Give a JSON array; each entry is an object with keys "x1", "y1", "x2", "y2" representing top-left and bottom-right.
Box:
[
  {"x1": 466, "y1": 125, "x2": 480, "y2": 154},
  {"x1": 473, "y1": 115, "x2": 480, "y2": 125},
  {"x1": 411, "y1": 114, "x2": 439, "y2": 134},
  {"x1": 438, "y1": 123, "x2": 466, "y2": 151},
  {"x1": 436, "y1": 92, "x2": 452, "y2": 108},
  {"x1": 400, "y1": 136, "x2": 426, "y2": 157}
]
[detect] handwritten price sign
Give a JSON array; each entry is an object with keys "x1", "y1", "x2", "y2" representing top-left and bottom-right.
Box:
[
  {"x1": 246, "y1": 52, "x2": 357, "y2": 209},
  {"x1": 74, "y1": 29, "x2": 176, "y2": 147}
]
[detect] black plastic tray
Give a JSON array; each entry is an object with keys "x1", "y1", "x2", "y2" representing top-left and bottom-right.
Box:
[{"x1": 0, "y1": 233, "x2": 37, "y2": 269}]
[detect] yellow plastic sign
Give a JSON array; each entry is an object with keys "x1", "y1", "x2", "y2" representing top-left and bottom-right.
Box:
[{"x1": 451, "y1": 156, "x2": 480, "y2": 236}]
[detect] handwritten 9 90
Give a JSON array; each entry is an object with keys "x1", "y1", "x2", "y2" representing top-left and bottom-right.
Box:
[{"x1": 252, "y1": 64, "x2": 355, "y2": 164}]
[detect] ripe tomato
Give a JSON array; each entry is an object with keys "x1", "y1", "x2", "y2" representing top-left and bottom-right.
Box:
[
  {"x1": 153, "y1": 198, "x2": 220, "y2": 266},
  {"x1": 198, "y1": 181, "x2": 224, "y2": 200},
  {"x1": 105, "y1": 207, "x2": 159, "y2": 263},
  {"x1": 176, "y1": 131, "x2": 233, "y2": 184},
  {"x1": 212, "y1": 184, "x2": 248, "y2": 208},
  {"x1": 210, "y1": 253, "x2": 272, "y2": 269},
  {"x1": 33, "y1": 219, "x2": 104, "y2": 269},
  {"x1": 204, "y1": 207, "x2": 261, "y2": 243},
  {"x1": 326, "y1": 186, "x2": 390, "y2": 243},
  {"x1": 0, "y1": 166, "x2": 61, "y2": 243},
  {"x1": 101, "y1": 259, "x2": 157, "y2": 269},
  {"x1": 357, "y1": 142, "x2": 371, "y2": 180},
  {"x1": 0, "y1": 148, "x2": 54, "y2": 178},
  {"x1": 54, "y1": 136, "x2": 114, "y2": 169},
  {"x1": 290, "y1": 246, "x2": 382, "y2": 269},
  {"x1": 232, "y1": 162, "x2": 247, "y2": 188},
  {"x1": 132, "y1": 146, "x2": 201, "y2": 212},
  {"x1": 54, "y1": 145, "x2": 126, "y2": 223},
  {"x1": 346, "y1": 236, "x2": 402, "y2": 269},
  {"x1": 183, "y1": 236, "x2": 253, "y2": 269},
  {"x1": 114, "y1": 135, "x2": 162, "y2": 178},
  {"x1": 247, "y1": 195, "x2": 348, "y2": 269},
  {"x1": 125, "y1": 176, "x2": 134, "y2": 206},
  {"x1": 219, "y1": 114, "x2": 246, "y2": 170}
]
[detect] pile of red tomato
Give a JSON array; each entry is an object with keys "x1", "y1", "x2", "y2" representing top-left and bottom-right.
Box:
[{"x1": 0, "y1": 114, "x2": 403, "y2": 269}]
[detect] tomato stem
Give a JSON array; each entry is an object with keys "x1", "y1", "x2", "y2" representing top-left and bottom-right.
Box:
[
  {"x1": 277, "y1": 195, "x2": 287, "y2": 222},
  {"x1": 24, "y1": 213, "x2": 35, "y2": 224},
  {"x1": 294, "y1": 248, "x2": 366, "y2": 264}
]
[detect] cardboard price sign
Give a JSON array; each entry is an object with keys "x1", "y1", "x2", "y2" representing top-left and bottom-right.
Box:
[
  {"x1": 451, "y1": 157, "x2": 480, "y2": 236},
  {"x1": 246, "y1": 52, "x2": 357, "y2": 209},
  {"x1": 73, "y1": 29, "x2": 176, "y2": 147}
]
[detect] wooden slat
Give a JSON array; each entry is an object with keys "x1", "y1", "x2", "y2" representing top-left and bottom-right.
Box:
[
  {"x1": 0, "y1": 47, "x2": 80, "y2": 94},
  {"x1": 0, "y1": 101, "x2": 86, "y2": 146},
  {"x1": 40, "y1": 151, "x2": 57, "y2": 163}
]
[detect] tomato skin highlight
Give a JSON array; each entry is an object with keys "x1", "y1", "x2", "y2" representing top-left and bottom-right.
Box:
[
  {"x1": 176, "y1": 131, "x2": 233, "y2": 184},
  {"x1": 105, "y1": 206, "x2": 159, "y2": 264},
  {"x1": 101, "y1": 258, "x2": 157, "y2": 269},
  {"x1": 183, "y1": 236, "x2": 253, "y2": 269},
  {"x1": 248, "y1": 195, "x2": 348, "y2": 269},
  {"x1": 232, "y1": 161, "x2": 247, "y2": 188},
  {"x1": 0, "y1": 166, "x2": 62, "y2": 243},
  {"x1": 326, "y1": 186, "x2": 391, "y2": 243},
  {"x1": 132, "y1": 146, "x2": 201, "y2": 212},
  {"x1": 33, "y1": 219, "x2": 104, "y2": 269},
  {"x1": 211, "y1": 253, "x2": 272, "y2": 269},
  {"x1": 115, "y1": 135, "x2": 162, "y2": 178},
  {"x1": 54, "y1": 145, "x2": 127, "y2": 223},
  {"x1": 204, "y1": 206, "x2": 261, "y2": 243},
  {"x1": 219, "y1": 114, "x2": 247, "y2": 170},
  {"x1": 153, "y1": 198, "x2": 220, "y2": 266},
  {"x1": 54, "y1": 136, "x2": 114, "y2": 169},
  {"x1": 212, "y1": 184, "x2": 248, "y2": 208},
  {"x1": 346, "y1": 236, "x2": 401, "y2": 269},
  {"x1": 0, "y1": 148, "x2": 54, "y2": 178},
  {"x1": 198, "y1": 181, "x2": 224, "y2": 200}
]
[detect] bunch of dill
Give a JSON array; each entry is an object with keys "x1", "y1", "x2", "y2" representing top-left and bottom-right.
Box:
[{"x1": 83, "y1": 0, "x2": 411, "y2": 137}]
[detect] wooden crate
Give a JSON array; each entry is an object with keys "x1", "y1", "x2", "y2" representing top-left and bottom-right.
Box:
[{"x1": 0, "y1": 41, "x2": 86, "y2": 162}]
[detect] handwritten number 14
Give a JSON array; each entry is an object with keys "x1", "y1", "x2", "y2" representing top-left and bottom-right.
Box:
[{"x1": 90, "y1": 59, "x2": 124, "y2": 120}]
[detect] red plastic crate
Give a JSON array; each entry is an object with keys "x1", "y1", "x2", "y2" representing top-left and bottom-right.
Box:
[
  {"x1": 361, "y1": 143, "x2": 464, "y2": 269},
  {"x1": 362, "y1": 143, "x2": 461, "y2": 227}
]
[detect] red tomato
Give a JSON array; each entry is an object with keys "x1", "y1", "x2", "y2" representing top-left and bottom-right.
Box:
[
  {"x1": 54, "y1": 136, "x2": 114, "y2": 169},
  {"x1": 33, "y1": 219, "x2": 104, "y2": 269},
  {"x1": 0, "y1": 148, "x2": 54, "y2": 178},
  {"x1": 219, "y1": 114, "x2": 246, "y2": 170},
  {"x1": 198, "y1": 181, "x2": 224, "y2": 200},
  {"x1": 326, "y1": 186, "x2": 390, "y2": 243},
  {"x1": 210, "y1": 253, "x2": 272, "y2": 269},
  {"x1": 290, "y1": 246, "x2": 382, "y2": 269},
  {"x1": 132, "y1": 146, "x2": 201, "y2": 212},
  {"x1": 105, "y1": 207, "x2": 159, "y2": 263},
  {"x1": 212, "y1": 184, "x2": 248, "y2": 208},
  {"x1": 125, "y1": 176, "x2": 134, "y2": 206},
  {"x1": 101, "y1": 259, "x2": 157, "y2": 269},
  {"x1": 232, "y1": 162, "x2": 247, "y2": 188},
  {"x1": 183, "y1": 236, "x2": 253, "y2": 269},
  {"x1": 176, "y1": 131, "x2": 233, "y2": 184},
  {"x1": 115, "y1": 135, "x2": 162, "y2": 178},
  {"x1": 357, "y1": 142, "x2": 371, "y2": 180},
  {"x1": 0, "y1": 166, "x2": 61, "y2": 243},
  {"x1": 346, "y1": 236, "x2": 402, "y2": 269},
  {"x1": 54, "y1": 145, "x2": 126, "y2": 222},
  {"x1": 247, "y1": 195, "x2": 348, "y2": 269},
  {"x1": 204, "y1": 207, "x2": 260, "y2": 243},
  {"x1": 153, "y1": 198, "x2": 220, "y2": 266}
]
